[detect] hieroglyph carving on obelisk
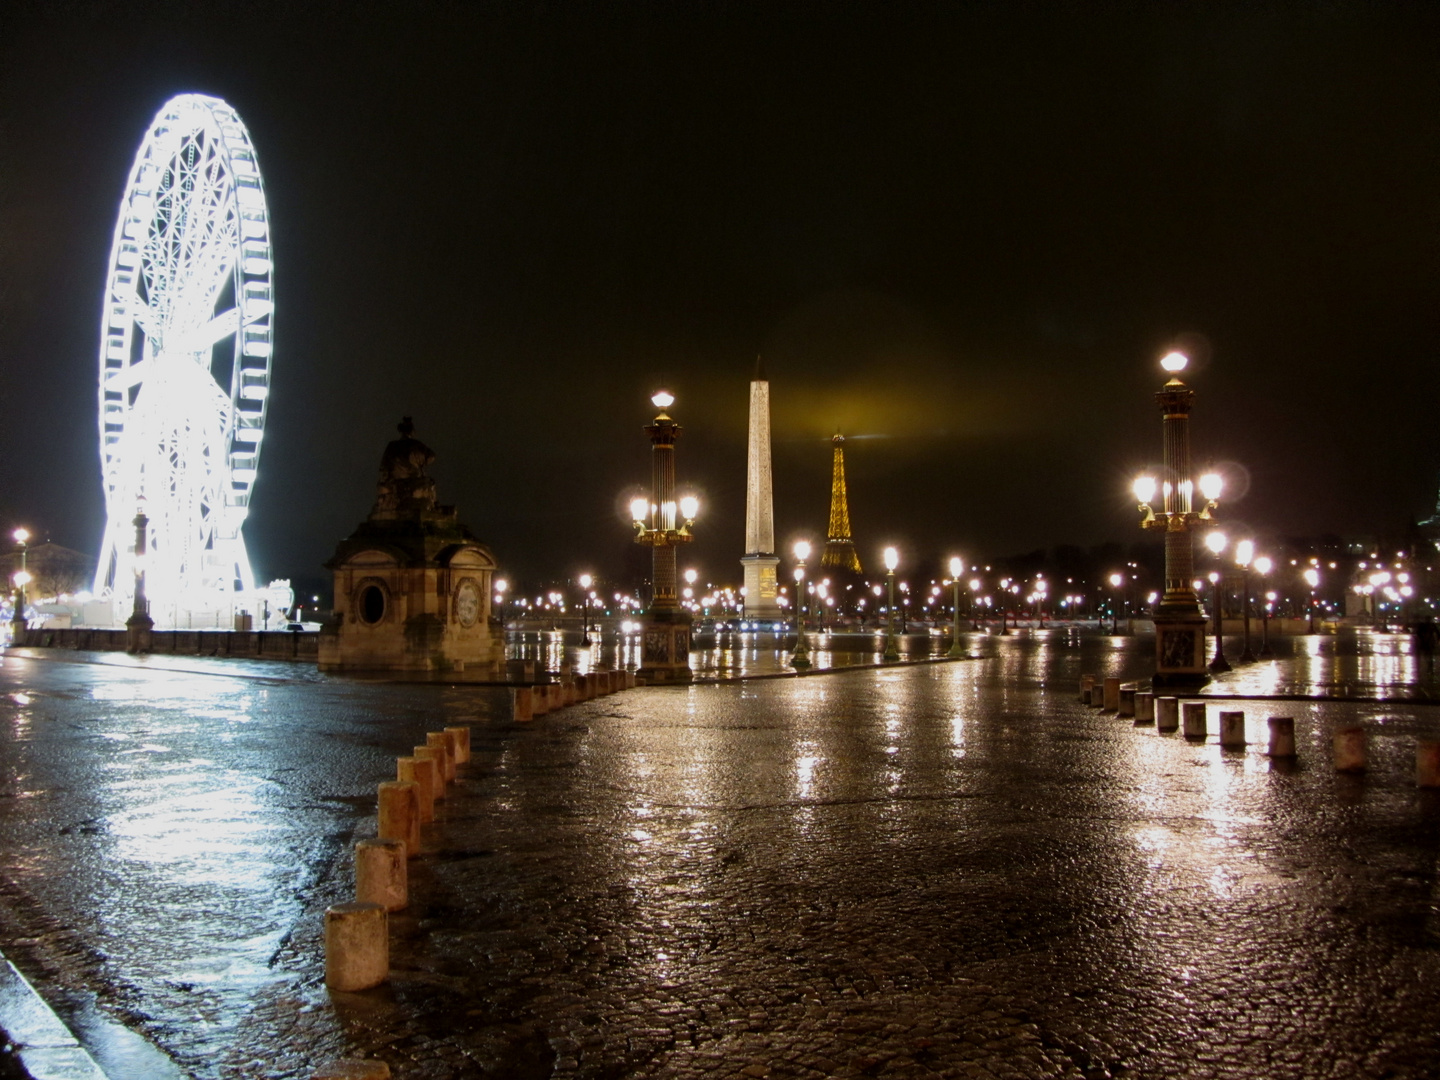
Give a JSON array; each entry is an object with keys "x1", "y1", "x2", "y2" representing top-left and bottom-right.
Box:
[{"x1": 741, "y1": 359, "x2": 783, "y2": 622}]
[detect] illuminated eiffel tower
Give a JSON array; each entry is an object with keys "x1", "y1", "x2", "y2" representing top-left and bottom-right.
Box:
[{"x1": 821, "y1": 433, "x2": 863, "y2": 575}]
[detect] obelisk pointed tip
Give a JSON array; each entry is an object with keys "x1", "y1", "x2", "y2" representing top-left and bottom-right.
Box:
[{"x1": 753, "y1": 354, "x2": 766, "y2": 383}]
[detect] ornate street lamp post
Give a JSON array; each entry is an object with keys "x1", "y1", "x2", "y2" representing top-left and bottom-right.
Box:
[
  {"x1": 948, "y1": 556, "x2": 965, "y2": 658},
  {"x1": 882, "y1": 547, "x2": 900, "y2": 661},
  {"x1": 1235, "y1": 539, "x2": 1256, "y2": 662},
  {"x1": 629, "y1": 390, "x2": 698, "y2": 684},
  {"x1": 578, "y1": 573, "x2": 594, "y2": 647},
  {"x1": 1204, "y1": 530, "x2": 1231, "y2": 673},
  {"x1": 1254, "y1": 556, "x2": 1274, "y2": 658},
  {"x1": 1303, "y1": 568, "x2": 1320, "y2": 634},
  {"x1": 10, "y1": 528, "x2": 30, "y2": 646},
  {"x1": 791, "y1": 540, "x2": 812, "y2": 670},
  {"x1": 1133, "y1": 351, "x2": 1223, "y2": 687},
  {"x1": 126, "y1": 503, "x2": 154, "y2": 653}
]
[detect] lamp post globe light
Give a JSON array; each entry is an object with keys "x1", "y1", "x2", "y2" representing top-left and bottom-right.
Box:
[
  {"x1": 882, "y1": 546, "x2": 900, "y2": 661},
  {"x1": 947, "y1": 556, "x2": 966, "y2": 658},
  {"x1": 1204, "y1": 530, "x2": 1232, "y2": 672},
  {"x1": 1132, "y1": 351, "x2": 1222, "y2": 687},
  {"x1": 791, "y1": 540, "x2": 812, "y2": 669},
  {"x1": 629, "y1": 390, "x2": 698, "y2": 683}
]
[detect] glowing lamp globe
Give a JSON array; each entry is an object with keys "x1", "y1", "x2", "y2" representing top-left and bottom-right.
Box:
[
  {"x1": 1160, "y1": 351, "x2": 1188, "y2": 373},
  {"x1": 948, "y1": 556, "x2": 963, "y2": 578},
  {"x1": 1198, "y1": 472, "x2": 1223, "y2": 501},
  {"x1": 651, "y1": 389, "x2": 675, "y2": 409},
  {"x1": 12, "y1": 528, "x2": 28, "y2": 546},
  {"x1": 794, "y1": 539, "x2": 811, "y2": 562},
  {"x1": 629, "y1": 497, "x2": 649, "y2": 523},
  {"x1": 1235, "y1": 539, "x2": 1255, "y2": 567},
  {"x1": 579, "y1": 574, "x2": 593, "y2": 589},
  {"x1": 883, "y1": 547, "x2": 899, "y2": 572},
  {"x1": 1109, "y1": 573, "x2": 1123, "y2": 588},
  {"x1": 1132, "y1": 475, "x2": 1157, "y2": 505},
  {"x1": 1303, "y1": 569, "x2": 1320, "y2": 588},
  {"x1": 679, "y1": 495, "x2": 699, "y2": 521},
  {"x1": 1253, "y1": 556, "x2": 1272, "y2": 576}
]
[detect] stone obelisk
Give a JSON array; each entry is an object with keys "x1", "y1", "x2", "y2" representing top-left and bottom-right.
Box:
[{"x1": 741, "y1": 358, "x2": 782, "y2": 622}]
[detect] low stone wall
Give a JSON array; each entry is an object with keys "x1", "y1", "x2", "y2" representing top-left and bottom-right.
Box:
[{"x1": 24, "y1": 627, "x2": 320, "y2": 661}]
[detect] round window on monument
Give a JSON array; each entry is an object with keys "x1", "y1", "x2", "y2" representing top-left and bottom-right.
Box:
[{"x1": 358, "y1": 585, "x2": 386, "y2": 625}]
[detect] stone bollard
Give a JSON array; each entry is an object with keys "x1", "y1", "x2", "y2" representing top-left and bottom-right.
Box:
[
  {"x1": 324, "y1": 902, "x2": 388, "y2": 991},
  {"x1": 1218, "y1": 710, "x2": 1246, "y2": 748},
  {"x1": 1134, "y1": 691, "x2": 1155, "y2": 724},
  {"x1": 446, "y1": 725, "x2": 471, "y2": 763},
  {"x1": 427, "y1": 732, "x2": 456, "y2": 782},
  {"x1": 355, "y1": 838, "x2": 407, "y2": 912},
  {"x1": 532, "y1": 684, "x2": 552, "y2": 716},
  {"x1": 440, "y1": 729, "x2": 461, "y2": 773},
  {"x1": 313, "y1": 1060, "x2": 393, "y2": 1080},
  {"x1": 1181, "y1": 701, "x2": 1207, "y2": 740},
  {"x1": 396, "y1": 756, "x2": 435, "y2": 823},
  {"x1": 1417, "y1": 741, "x2": 1440, "y2": 788},
  {"x1": 413, "y1": 746, "x2": 444, "y2": 800},
  {"x1": 512, "y1": 686, "x2": 534, "y2": 722},
  {"x1": 1267, "y1": 717, "x2": 1297, "y2": 758},
  {"x1": 1156, "y1": 696, "x2": 1179, "y2": 732},
  {"x1": 1118, "y1": 686, "x2": 1136, "y2": 718},
  {"x1": 1102, "y1": 677, "x2": 1121, "y2": 712},
  {"x1": 377, "y1": 781, "x2": 420, "y2": 856},
  {"x1": 597, "y1": 672, "x2": 611, "y2": 695},
  {"x1": 1079, "y1": 675, "x2": 1095, "y2": 704},
  {"x1": 563, "y1": 681, "x2": 577, "y2": 706},
  {"x1": 1334, "y1": 726, "x2": 1367, "y2": 773},
  {"x1": 625, "y1": 670, "x2": 637, "y2": 689}
]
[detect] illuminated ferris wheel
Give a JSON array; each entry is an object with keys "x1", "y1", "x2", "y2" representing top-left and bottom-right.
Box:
[{"x1": 94, "y1": 94, "x2": 274, "y2": 614}]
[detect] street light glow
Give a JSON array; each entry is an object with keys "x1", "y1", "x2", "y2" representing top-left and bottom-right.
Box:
[
  {"x1": 1205, "y1": 530, "x2": 1227, "y2": 554},
  {"x1": 1133, "y1": 475, "x2": 1156, "y2": 504},
  {"x1": 579, "y1": 573, "x2": 592, "y2": 589},
  {"x1": 679, "y1": 495, "x2": 699, "y2": 521},
  {"x1": 12, "y1": 528, "x2": 29, "y2": 546},
  {"x1": 948, "y1": 556, "x2": 963, "y2": 578},
  {"x1": 883, "y1": 547, "x2": 898, "y2": 572},
  {"x1": 629, "y1": 497, "x2": 649, "y2": 523},
  {"x1": 651, "y1": 389, "x2": 674, "y2": 409},
  {"x1": 1235, "y1": 539, "x2": 1255, "y2": 568},
  {"x1": 793, "y1": 539, "x2": 811, "y2": 562},
  {"x1": 1160, "y1": 351, "x2": 1188, "y2": 373},
  {"x1": 1253, "y1": 556, "x2": 1272, "y2": 576},
  {"x1": 1303, "y1": 568, "x2": 1320, "y2": 588},
  {"x1": 1198, "y1": 472, "x2": 1223, "y2": 501}
]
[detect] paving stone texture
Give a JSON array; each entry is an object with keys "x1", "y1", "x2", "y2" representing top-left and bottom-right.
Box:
[{"x1": 0, "y1": 635, "x2": 1439, "y2": 1078}]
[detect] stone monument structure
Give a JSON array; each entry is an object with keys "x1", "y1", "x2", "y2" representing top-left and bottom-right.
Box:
[
  {"x1": 319, "y1": 419, "x2": 504, "y2": 674},
  {"x1": 740, "y1": 359, "x2": 782, "y2": 622}
]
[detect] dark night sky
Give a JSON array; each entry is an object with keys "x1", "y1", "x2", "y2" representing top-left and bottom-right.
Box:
[{"x1": 2, "y1": 1, "x2": 1438, "y2": 594}]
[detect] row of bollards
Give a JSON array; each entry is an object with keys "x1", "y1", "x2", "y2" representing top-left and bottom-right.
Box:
[
  {"x1": 323, "y1": 725, "x2": 473, "y2": 996},
  {"x1": 1079, "y1": 674, "x2": 1440, "y2": 783},
  {"x1": 511, "y1": 669, "x2": 637, "y2": 721}
]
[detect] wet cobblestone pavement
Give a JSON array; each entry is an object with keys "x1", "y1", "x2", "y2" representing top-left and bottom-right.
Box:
[{"x1": 2, "y1": 633, "x2": 1440, "y2": 1078}]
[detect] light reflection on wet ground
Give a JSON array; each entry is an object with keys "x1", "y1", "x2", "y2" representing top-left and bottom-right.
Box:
[{"x1": 2, "y1": 631, "x2": 1440, "y2": 1077}]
